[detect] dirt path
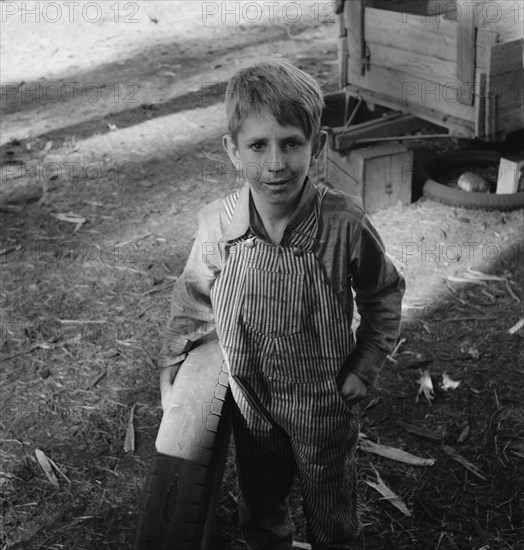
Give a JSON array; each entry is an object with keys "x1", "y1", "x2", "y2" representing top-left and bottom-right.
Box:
[{"x1": 1, "y1": 2, "x2": 523, "y2": 549}]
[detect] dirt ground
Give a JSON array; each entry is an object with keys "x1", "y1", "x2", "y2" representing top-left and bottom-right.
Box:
[{"x1": 1, "y1": 2, "x2": 523, "y2": 549}]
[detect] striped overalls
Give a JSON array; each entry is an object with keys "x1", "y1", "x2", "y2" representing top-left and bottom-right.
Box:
[{"x1": 210, "y1": 188, "x2": 364, "y2": 550}]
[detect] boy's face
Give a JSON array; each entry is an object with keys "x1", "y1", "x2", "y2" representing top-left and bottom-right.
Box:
[{"x1": 223, "y1": 111, "x2": 326, "y2": 209}]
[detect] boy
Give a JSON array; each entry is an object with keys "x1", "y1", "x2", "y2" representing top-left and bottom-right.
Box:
[{"x1": 159, "y1": 61, "x2": 405, "y2": 550}]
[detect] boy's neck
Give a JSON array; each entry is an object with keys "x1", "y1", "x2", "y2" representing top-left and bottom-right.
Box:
[
  {"x1": 250, "y1": 186, "x2": 304, "y2": 244},
  {"x1": 251, "y1": 194, "x2": 297, "y2": 223}
]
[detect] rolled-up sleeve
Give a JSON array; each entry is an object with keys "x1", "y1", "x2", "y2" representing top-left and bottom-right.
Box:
[
  {"x1": 159, "y1": 211, "x2": 221, "y2": 368},
  {"x1": 348, "y1": 215, "x2": 405, "y2": 386}
]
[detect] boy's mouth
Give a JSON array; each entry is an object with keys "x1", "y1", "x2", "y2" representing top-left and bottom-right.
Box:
[{"x1": 263, "y1": 179, "x2": 291, "y2": 186}]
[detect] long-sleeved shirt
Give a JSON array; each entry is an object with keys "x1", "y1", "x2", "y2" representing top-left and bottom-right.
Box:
[{"x1": 160, "y1": 178, "x2": 405, "y2": 386}]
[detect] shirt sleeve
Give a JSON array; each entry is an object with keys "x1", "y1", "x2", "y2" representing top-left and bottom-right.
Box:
[
  {"x1": 348, "y1": 214, "x2": 405, "y2": 386},
  {"x1": 158, "y1": 210, "x2": 221, "y2": 368}
]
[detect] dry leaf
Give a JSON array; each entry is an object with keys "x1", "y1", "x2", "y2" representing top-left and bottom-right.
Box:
[
  {"x1": 35, "y1": 449, "x2": 59, "y2": 488},
  {"x1": 51, "y1": 212, "x2": 86, "y2": 224},
  {"x1": 46, "y1": 455, "x2": 71, "y2": 483},
  {"x1": 396, "y1": 420, "x2": 444, "y2": 442},
  {"x1": 359, "y1": 434, "x2": 435, "y2": 466},
  {"x1": 441, "y1": 372, "x2": 461, "y2": 391},
  {"x1": 466, "y1": 267, "x2": 507, "y2": 281},
  {"x1": 457, "y1": 423, "x2": 470, "y2": 444},
  {"x1": 386, "y1": 337, "x2": 406, "y2": 363},
  {"x1": 447, "y1": 275, "x2": 486, "y2": 285},
  {"x1": 442, "y1": 445, "x2": 486, "y2": 481},
  {"x1": 508, "y1": 318, "x2": 524, "y2": 335},
  {"x1": 124, "y1": 404, "x2": 136, "y2": 453},
  {"x1": 365, "y1": 468, "x2": 411, "y2": 517},
  {"x1": 364, "y1": 397, "x2": 381, "y2": 411},
  {"x1": 51, "y1": 212, "x2": 87, "y2": 232},
  {"x1": 416, "y1": 369, "x2": 434, "y2": 405}
]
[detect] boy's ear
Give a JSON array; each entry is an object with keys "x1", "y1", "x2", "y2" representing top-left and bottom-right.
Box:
[
  {"x1": 310, "y1": 130, "x2": 328, "y2": 167},
  {"x1": 222, "y1": 134, "x2": 241, "y2": 165}
]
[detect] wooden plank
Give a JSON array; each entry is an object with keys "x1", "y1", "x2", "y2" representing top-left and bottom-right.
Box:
[
  {"x1": 456, "y1": 0, "x2": 477, "y2": 104},
  {"x1": 364, "y1": 7, "x2": 457, "y2": 60},
  {"x1": 488, "y1": 68, "x2": 524, "y2": 139},
  {"x1": 476, "y1": 29, "x2": 499, "y2": 70},
  {"x1": 473, "y1": 67, "x2": 523, "y2": 140},
  {"x1": 363, "y1": 148, "x2": 413, "y2": 211},
  {"x1": 326, "y1": 144, "x2": 412, "y2": 213},
  {"x1": 344, "y1": 0, "x2": 365, "y2": 75},
  {"x1": 345, "y1": 65, "x2": 475, "y2": 134},
  {"x1": 475, "y1": 71, "x2": 487, "y2": 138},
  {"x1": 489, "y1": 70, "x2": 524, "y2": 108},
  {"x1": 367, "y1": 5, "x2": 459, "y2": 38},
  {"x1": 338, "y1": 2, "x2": 346, "y2": 35},
  {"x1": 487, "y1": 39, "x2": 524, "y2": 76},
  {"x1": 338, "y1": 36, "x2": 349, "y2": 88},
  {"x1": 368, "y1": 43, "x2": 458, "y2": 84},
  {"x1": 485, "y1": 76, "x2": 497, "y2": 140}
]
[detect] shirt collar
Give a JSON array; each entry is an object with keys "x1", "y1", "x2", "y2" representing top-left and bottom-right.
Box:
[{"x1": 223, "y1": 177, "x2": 318, "y2": 243}]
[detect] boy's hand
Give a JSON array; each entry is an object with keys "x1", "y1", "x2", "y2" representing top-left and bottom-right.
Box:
[{"x1": 336, "y1": 371, "x2": 368, "y2": 407}]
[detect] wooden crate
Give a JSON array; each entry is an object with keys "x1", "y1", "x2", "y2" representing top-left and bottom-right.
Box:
[
  {"x1": 325, "y1": 142, "x2": 413, "y2": 213},
  {"x1": 337, "y1": 0, "x2": 524, "y2": 141}
]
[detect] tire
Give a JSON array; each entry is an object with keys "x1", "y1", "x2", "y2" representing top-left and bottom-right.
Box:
[
  {"x1": 422, "y1": 150, "x2": 524, "y2": 211},
  {"x1": 133, "y1": 346, "x2": 232, "y2": 550}
]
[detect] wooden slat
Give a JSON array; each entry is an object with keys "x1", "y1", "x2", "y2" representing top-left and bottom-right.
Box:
[
  {"x1": 368, "y1": 43, "x2": 458, "y2": 83},
  {"x1": 489, "y1": 70, "x2": 524, "y2": 108},
  {"x1": 365, "y1": 9, "x2": 457, "y2": 60},
  {"x1": 365, "y1": 6, "x2": 458, "y2": 44},
  {"x1": 485, "y1": 79, "x2": 497, "y2": 140},
  {"x1": 487, "y1": 39, "x2": 524, "y2": 76},
  {"x1": 344, "y1": 0, "x2": 365, "y2": 75},
  {"x1": 476, "y1": 30, "x2": 499, "y2": 70},
  {"x1": 456, "y1": 0, "x2": 477, "y2": 104},
  {"x1": 338, "y1": 36, "x2": 349, "y2": 88},
  {"x1": 475, "y1": 71, "x2": 487, "y2": 138},
  {"x1": 486, "y1": 69, "x2": 524, "y2": 140}
]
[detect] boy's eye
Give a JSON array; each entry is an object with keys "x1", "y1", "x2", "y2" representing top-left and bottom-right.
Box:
[
  {"x1": 251, "y1": 143, "x2": 264, "y2": 151},
  {"x1": 286, "y1": 140, "x2": 298, "y2": 149}
]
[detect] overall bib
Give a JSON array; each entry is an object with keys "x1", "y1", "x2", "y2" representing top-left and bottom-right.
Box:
[{"x1": 210, "y1": 188, "x2": 364, "y2": 550}]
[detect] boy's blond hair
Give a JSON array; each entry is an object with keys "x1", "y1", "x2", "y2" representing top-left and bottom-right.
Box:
[{"x1": 225, "y1": 61, "x2": 324, "y2": 142}]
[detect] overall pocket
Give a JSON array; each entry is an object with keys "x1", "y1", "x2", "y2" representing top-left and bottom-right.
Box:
[{"x1": 242, "y1": 268, "x2": 304, "y2": 337}]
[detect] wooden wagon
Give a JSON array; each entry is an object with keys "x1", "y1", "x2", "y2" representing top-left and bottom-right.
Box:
[{"x1": 336, "y1": 0, "x2": 524, "y2": 142}]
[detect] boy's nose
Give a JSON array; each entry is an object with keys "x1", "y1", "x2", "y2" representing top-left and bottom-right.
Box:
[
  {"x1": 267, "y1": 162, "x2": 285, "y2": 175},
  {"x1": 266, "y1": 148, "x2": 285, "y2": 171}
]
